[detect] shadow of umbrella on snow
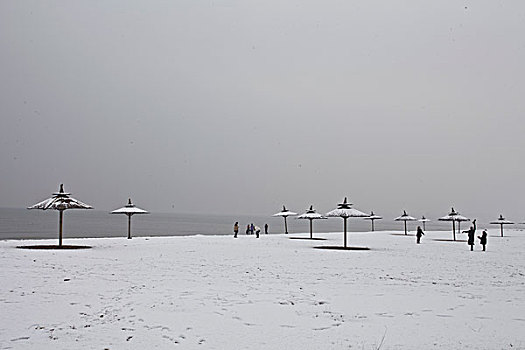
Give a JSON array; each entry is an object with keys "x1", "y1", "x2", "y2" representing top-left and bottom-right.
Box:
[
  {"x1": 27, "y1": 184, "x2": 93, "y2": 247},
  {"x1": 111, "y1": 198, "x2": 149, "y2": 239},
  {"x1": 273, "y1": 206, "x2": 297, "y2": 234},
  {"x1": 326, "y1": 197, "x2": 369, "y2": 248},
  {"x1": 438, "y1": 208, "x2": 469, "y2": 241},
  {"x1": 296, "y1": 205, "x2": 327, "y2": 239},
  {"x1": 418, "y1": 216, "x2": 431, "y2": 231},
  {"x1": 490, "y1": 214, "x2": 514, "y2": 237},
  {"x1": 364, "y1": 211, "x2": 382, "y2": 232},
  {"x1": 394, "y1": 210, "x2": 417, "y2": 235}
]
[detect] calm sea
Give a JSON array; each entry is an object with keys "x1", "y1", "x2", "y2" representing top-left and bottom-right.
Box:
[{"x1": 0, "y1": 207, "x2": 454, "y2": 241}]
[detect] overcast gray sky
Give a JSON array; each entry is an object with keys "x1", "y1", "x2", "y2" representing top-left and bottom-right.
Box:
[{"x1": 1, "y1": 0, "x2": 525, "y2": 221}]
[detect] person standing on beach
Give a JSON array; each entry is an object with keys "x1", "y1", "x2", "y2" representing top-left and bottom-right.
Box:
[
  {"x1": 233, "y1": 222, "x2": 239, "y2": 238},
  {"x1": 250, "y1": 223, "x2": 255, "y2": 235},
  {"x1": 264, "y1": 223, "x2": 269, "y2": 234},
  {"x1": 416, "y1": 226, "x2": 424, "y2": 244},
  {"x1": 246, "y1": 224, "x2": 250, "y2": 235},
  {"x1": 464, "y1": 219, "x2": 477, "y2": 251},
  {"x1": 478, "y1": 229, "x2": 488, "y2": 251}
]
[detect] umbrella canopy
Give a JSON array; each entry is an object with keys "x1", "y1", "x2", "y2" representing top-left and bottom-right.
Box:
[
  {"x1": 273, "y1": 205, "x2": 297, "y2": 234},
  {"x1": 363, "y1": 211, "x2": 383, "y2": 232},
  {"x1": 454, "y1": 215, "x2": 470, "y2": 235},
  {"x1": 28, "y1": 184, "x2": 92, "y2": 211},
  {"x1": 418, "y1": 216, "x2": 431, "y2": 230},
  {"x1": 297, "y1": 205, "x2": 327, "y2": 239},
  {"x1": 326, "y1": 197, "x2": 369, "y2": 247},
  {"x1": 490, "y1": 214, "x2": 514, "y2": 237},
  {"x1": 394, "y1": 210, "x2": 417, "y2": 235},
  {"x1": 111, "y1": 199, "x2": 149, "y2": 214},
  {"x1": 438, "y1": 207, "x2": 469, "y2": 241},
  {"x1": 27, "y1": 184, "x2": 93, "y2": 246},
  {"x1": 111, "y1": 198, "x2": 149, "y2": 239}
]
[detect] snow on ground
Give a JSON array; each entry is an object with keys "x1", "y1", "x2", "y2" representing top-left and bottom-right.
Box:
[{"x1": 1, "y1": 229, "x2": 524, "y2": 349}]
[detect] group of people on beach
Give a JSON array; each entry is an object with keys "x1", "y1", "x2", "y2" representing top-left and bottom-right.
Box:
[
  {"x1": 237, "y1": 219, "x2": 490, "y2": 251},
  {"x1": 462, "y1": 219, "x2": 488, "y2": 251},
  {"x1": 233, "y1": 222, "x2": 268, "y2": 239},
  {"x1": 416, "y1": 219, "x2": 488, "y2": 251}
]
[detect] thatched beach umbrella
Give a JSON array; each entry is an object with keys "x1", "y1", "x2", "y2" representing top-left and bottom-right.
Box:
[
  {"x1": 490, "y1": 214, "x2": 514, "y2": 237},
  {"x1": 438, "y1": 207, "x2": 468, "y2": 241},
  {"x1": 326, "y1": 197, "x2": 369, "y2": 248},
  {"x1": 394, "y1": 210, "x2": 417, "y2": 235},
  {"x1": 364, "y1": 211, "x2": 383, "y2": 232},
  {"x1": 296, "y1": 205, "x2": 327, "y2": 239},
  {"x1": 27, "y1": 184, "x2": 93, "y2": 246},
  {"x1": 111, "y1": 198, "x2": 149, "y2": 239},
  {"x1": 455, "y1": 215, "x2": 470, "y2": 236},
  {"x1": 273, "y1": 205, "x2": 297, "y2": 234},
  {"x1": 418, "y1": 216, "x2": 431, "y2": 231}
]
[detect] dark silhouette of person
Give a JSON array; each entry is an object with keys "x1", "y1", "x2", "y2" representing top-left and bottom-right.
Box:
[
  {"x1": 464, "y1": 219, "x2": 477, "y2": 251},
  {"x1": 255, "y1": 226, "x2": 260, "y2": 238},
  {"x1": 250, "y1": 223, "x2": 255, "y2": 235},
  {"x1": 264, "y1": 223, "x2": 269, "y2": 234},
  {"x1": 416, "y1": 226, "x2": 424, "y2": 244},
  {"x1": 246, "y1": 224, "x2": 250, "y2": 235},
  {"x1": 478, "y1": 229, "x2": 488, "y2": 251},
  {"x1": 233, "y1": 222, "x2": 239, "y2": 238}
]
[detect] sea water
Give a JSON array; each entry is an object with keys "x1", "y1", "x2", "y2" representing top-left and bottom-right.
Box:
[{"x1": 0, "y1": 207, "x2": 453, "y2": 240}]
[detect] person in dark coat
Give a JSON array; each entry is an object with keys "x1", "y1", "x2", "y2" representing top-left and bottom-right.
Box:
[
  {"x1": 250, "y1": 223, "x2": 255, "y2": 235},
  {"x1": 416, "y1": 226, "x2": 424, "y2": 244},
  {"x1": 465, "y1": 219, "x2": 477, "y2": 251},
  {"x1": 233, "y1": 222, "x2": 239, "y2": 238},
  {"x1": 478, "y1": 229, "x2": 488, "y2": 251},
  {"x1": 255, "y1": 226, "x2": 260, "y2": 238},
  {"x1": 264, "y1": 223, "x2": 269, "y2": 234},
  {"x1": 246, "y1": 224, "x2": 250, "y2": 235}
]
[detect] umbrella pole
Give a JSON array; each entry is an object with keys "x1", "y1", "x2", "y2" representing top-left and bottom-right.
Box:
[
  {"x1": 128, "y1": 214, "x2": 132, "y2": 239},
  {"x1": 310, "y1": 219, "x2": 313, "y2": 239},
  {"x1": 500, "y1": 224, "x2": 504, "y2": 237},
  {"x1": 452, "y1": 221, "x2": 456, "y2": 241},
  {"x1": 371, "y1": 219, "x2": 375, "y2": 232},
  {"x1": 344, "y1": 217, "x2": 347, "y2": 248},
  {"x1": 423, "y1": 222, "x2": 426, "y2": 231},
  {"x1": 58, "y1": 210, "x2": 64, "y2": 247},
  {"x1": 284, "y1": 217, "x2": 288, "y2": 234},
  {"x1": 404, "y1": 220, "x2": 407, "y2": 235}
]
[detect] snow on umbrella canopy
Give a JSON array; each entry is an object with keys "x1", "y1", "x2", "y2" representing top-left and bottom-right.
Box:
[
  {"x1": 326, "y1": 197, "x2": 369, "y2": 248},
  {"x1": 296, "y1": 205, "x2": 327, "y2": 239},
  {"x1": 27, "y1": 184, "x2": 93, "y2": 246},
  {"x1": 394, "y1": 210, "x2": 417, "y2": 235},
  {"x1": 363, "y1": 211, "x2": 383, "y2": 232},
  {"x1": 111, "y1": 198, "x2": 149, "y2": 239},
  {"x1": 418, "y1": 216, "x2": 431, "y2": 231},
  {"x1": 273, "y1": 205, "x2": 297, "y2": 234},
  {"x1": 490, "y1": 214, "x2": 514, "y2": 237},
  {"x1": 438, "y1": 208, "x2": 469, "y2": 241},
  {"x1": 454, "y1": 215, "x2": 471, "y2": 236}
]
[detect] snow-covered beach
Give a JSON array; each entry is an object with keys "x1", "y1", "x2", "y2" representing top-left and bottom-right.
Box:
[{"x1": 1, "y1": 229, "x2": 524, "y2": 349}]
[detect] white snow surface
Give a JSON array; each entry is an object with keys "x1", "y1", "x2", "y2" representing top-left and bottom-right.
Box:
[{"x1": 1, "y1": 229, "x2": 525, "y2": 349}]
